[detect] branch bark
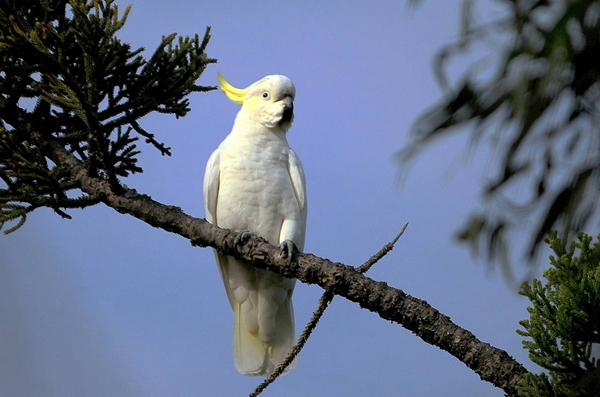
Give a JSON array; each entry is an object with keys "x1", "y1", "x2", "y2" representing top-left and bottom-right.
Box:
[{"x1": 46, "y1": 141, "x2": 529, "y2": 395}]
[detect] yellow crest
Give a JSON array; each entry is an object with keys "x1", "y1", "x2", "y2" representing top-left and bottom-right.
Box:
[{"x1": 218, "y1": 72, "x2": 248, "y2": 104}]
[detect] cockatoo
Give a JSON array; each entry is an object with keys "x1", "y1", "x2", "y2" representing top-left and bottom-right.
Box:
[{"x1": 203, "y1": 73, "x2": 307, "y2": 376}]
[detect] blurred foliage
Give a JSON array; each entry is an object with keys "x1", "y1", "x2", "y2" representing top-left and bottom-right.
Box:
[
  {"x1": 517, "y1": 231, "x2": 600, "y2": 397},
  {"x1": 0, "y1": 0, "x2": 216, "y2": 233},
  {"x1": 402, "y1": 0, "x2": 600, "y2": 264}
]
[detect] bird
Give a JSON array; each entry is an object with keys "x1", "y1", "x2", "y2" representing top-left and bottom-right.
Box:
[{"x1": 203, "y1": 72, "x2": 307, "y2": 376}]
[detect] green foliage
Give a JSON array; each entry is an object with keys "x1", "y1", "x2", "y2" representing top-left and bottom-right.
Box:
[
  {"x1": 0, "y1": 0, "x2": 216, "y2": 233},
  {"x1": 401, "y1": 0, "x2": 600, "y2": 264},
  {"x1": 517, "y1": 231, "x2": 600, "y2": 397}
]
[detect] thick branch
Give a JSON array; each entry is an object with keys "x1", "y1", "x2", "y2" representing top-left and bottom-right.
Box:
[{"x1": 47, "y1": 142, "x2": 529, "y2": 395}]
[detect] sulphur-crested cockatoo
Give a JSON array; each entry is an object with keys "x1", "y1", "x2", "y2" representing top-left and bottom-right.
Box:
[{"x1": 203, "y1": 73, "x2": 307, "y2": 376}]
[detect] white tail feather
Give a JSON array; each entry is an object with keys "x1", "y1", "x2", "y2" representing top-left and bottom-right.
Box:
[{"x1": 233, "y1": 296, "x2": 296, "y2": 376}]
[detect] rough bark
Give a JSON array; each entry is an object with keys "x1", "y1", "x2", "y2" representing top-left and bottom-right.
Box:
[{"x1": 41, "y1": 140, "x2": 530, "y2": 395}]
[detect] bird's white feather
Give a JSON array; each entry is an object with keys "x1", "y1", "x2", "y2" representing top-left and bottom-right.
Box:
[{"x1": 203, "y1": 74, "x2": 306, "y2": 376}]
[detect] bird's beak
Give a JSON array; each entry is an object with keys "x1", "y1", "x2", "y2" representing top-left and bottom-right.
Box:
[
  {"x1": 218, "y1": 72, "x2": 248, "y2": 104},
  {"x1": 281, "y1": 102, "x2": 294, "y2": 124}
]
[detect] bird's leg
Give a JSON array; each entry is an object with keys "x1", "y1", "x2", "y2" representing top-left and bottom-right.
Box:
[{"x1": 278, "y1": 239, "x2": 296, "y2": 265}]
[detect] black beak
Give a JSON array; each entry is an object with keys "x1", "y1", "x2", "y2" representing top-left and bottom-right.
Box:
[{"x1": 281, "y1": 103, "x2": 294, "y2": 123}]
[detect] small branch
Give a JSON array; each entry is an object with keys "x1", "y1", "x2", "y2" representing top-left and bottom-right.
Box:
[
  {"x1": 130, "y1": 119, "x2": 172, "y2": 156},
  {"x1": 357, "y1": 223, "x2": 409, "y2": 273},
  {"x1": 250, "y1": 224, "x2": 409, "y2": 397}
]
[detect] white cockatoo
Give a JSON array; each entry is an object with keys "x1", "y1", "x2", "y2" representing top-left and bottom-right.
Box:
[{"x1": 203, "y1": 73, "x2": 307, "y2": 376}]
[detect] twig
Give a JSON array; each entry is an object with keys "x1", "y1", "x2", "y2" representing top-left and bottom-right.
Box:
[
  {"x1": 357, "y1": 223, "x2": 409, "y2": 274},
  {"x1": 249, "y1": 223, "x2": 409, "y2": 397}
]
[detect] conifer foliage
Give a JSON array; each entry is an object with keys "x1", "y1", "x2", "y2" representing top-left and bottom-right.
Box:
[
  {"x1": 517, "y1": 231, "x2": 600, "y2": 397},
  {"x1": 402, "y1": 0, "x2": 600, "y2": 264},
  {"x1": 0, "y1": 0, "x2": 215, "y2": 233}
]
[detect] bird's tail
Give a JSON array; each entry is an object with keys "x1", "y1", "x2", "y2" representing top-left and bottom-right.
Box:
[{"x1": 233, "y1": 296, "x2": 297, "y2": 377}]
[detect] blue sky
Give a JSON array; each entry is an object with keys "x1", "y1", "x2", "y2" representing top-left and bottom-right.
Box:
[{"x1": 1, "y1": 1, "x2": 544, "y2": 396}]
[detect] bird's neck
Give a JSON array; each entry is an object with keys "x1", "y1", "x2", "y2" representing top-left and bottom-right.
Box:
[{"x1": 231, "y1": 112, "x2": 289, "y2": 143}]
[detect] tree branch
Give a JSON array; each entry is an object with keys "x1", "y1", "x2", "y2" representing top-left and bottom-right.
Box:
[{"x1": 44, "y1": 139, "x2": 529, "y2": 395}]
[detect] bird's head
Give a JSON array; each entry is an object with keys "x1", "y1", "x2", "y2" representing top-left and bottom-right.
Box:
[{"x1": 218, "y1": 73, "x2": 296, "y2": 131}]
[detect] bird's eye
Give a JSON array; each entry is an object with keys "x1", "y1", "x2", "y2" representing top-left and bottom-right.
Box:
[{"x1": 262, "y1": 92, "x2": 270, "y2": 100}]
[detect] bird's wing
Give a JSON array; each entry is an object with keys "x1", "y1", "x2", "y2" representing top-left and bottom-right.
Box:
[
  {"x1": 287, "y1": 148, "x2": 307, "y2": 251},
  {"x1": 203, "y1": 148, "x2": 220, "y2": 225},
  {"x1": 204, "y1": 147, "x2": 268, "y2": 374},
  {"x1": 203, "y1": 148, "x2": 236, "y2": 309}
]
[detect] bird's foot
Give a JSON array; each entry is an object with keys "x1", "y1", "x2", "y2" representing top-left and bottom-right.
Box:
[
  {"x1": 278, "y1": 239, "x2": 297, "y2": 265},
  {"x1": 234, "y1": 230, "x2": 254, "y2": 249}
]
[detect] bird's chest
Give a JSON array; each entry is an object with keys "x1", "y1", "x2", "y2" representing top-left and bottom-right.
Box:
[
  {"x1": 216, "y1": 136, "x2": 296, "y2": 233},
  {"x1": 220, "y1": 137, "x2": 290, "y2": 193}
]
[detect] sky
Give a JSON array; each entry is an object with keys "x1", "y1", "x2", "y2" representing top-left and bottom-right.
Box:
[{"x1": 1, "y1": 1, "x2": 546, "y2": 396}]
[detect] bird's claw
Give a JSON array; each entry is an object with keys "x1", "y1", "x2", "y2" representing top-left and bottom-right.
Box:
[
  {"x1": 278, "y1": 239, "x2": 296, "y2": 265},
  {"x1": 234, "y1": 231, "x2": 254, "y2": 248}
]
